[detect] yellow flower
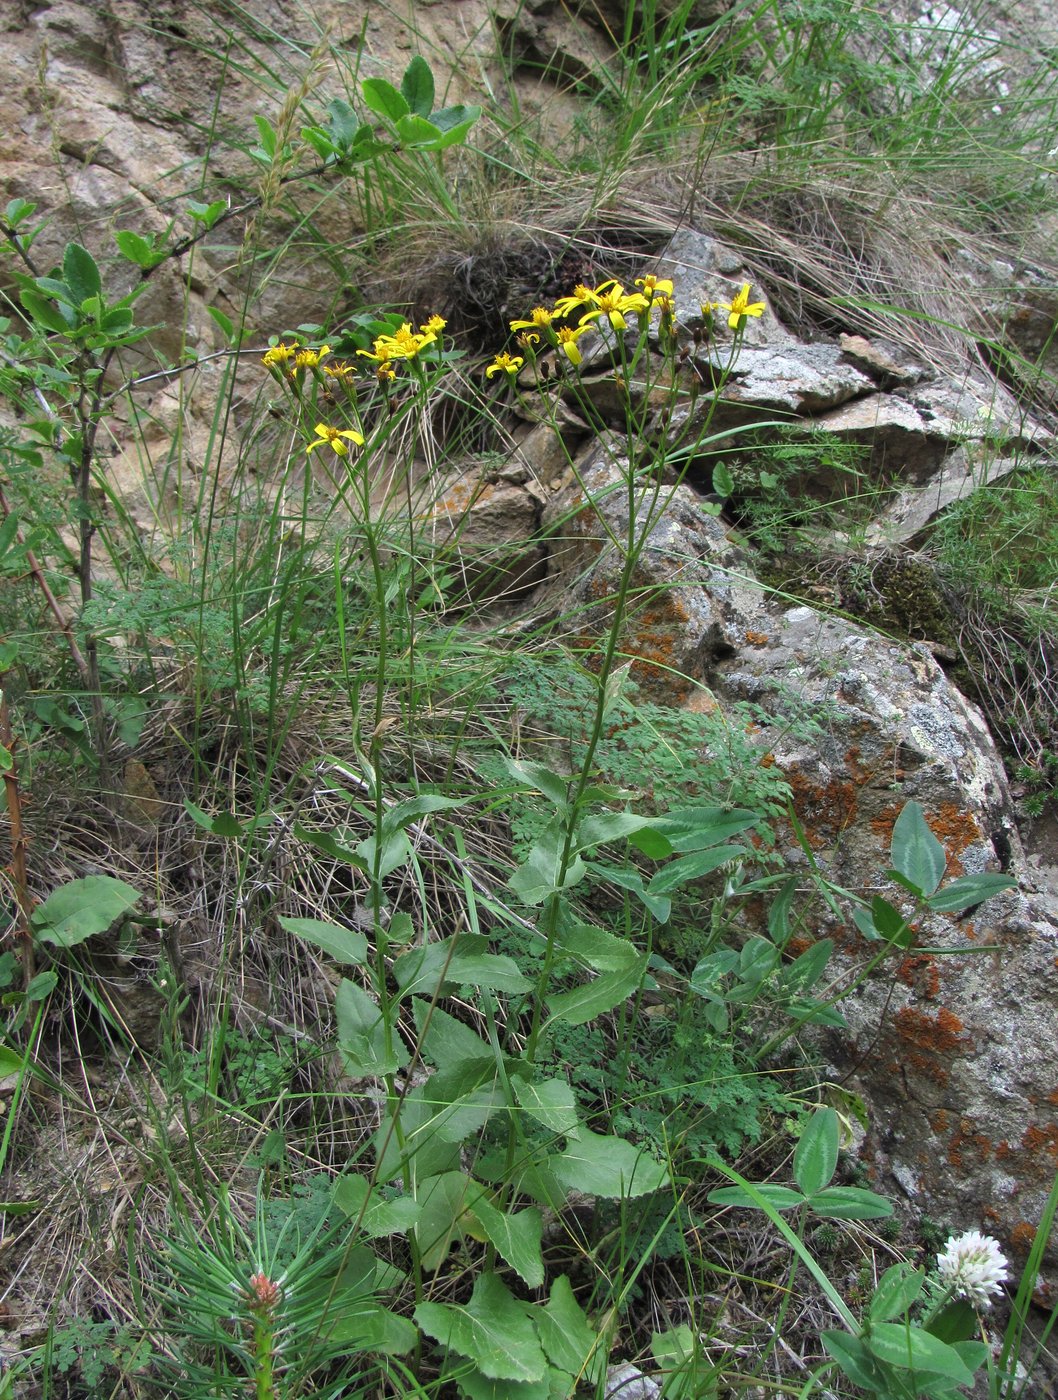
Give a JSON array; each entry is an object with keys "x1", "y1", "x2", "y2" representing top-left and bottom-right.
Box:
[
  {"x1": 635, "y1": 274, "x2": 675, "y2": 301},
  {"x1": 323, "y1": 360, "x2": 356, "y2": 379},
  {"x1": 510, "y1": 306, "x2": 554, "y2": 332},
  {"x1": 306, "y1": 422, "x2": 364, "y2": 457},
  {"x1": 516, "y1": 331, "x2": 540, "y2": 349},
  {"x1": 420, "y1": 314, "x2": 447, "y2": 336},
  {"x1": 294, "y1": 345, "x2": 330, "y2": 371},
  {"x1": 262, "y1": 341, "x2": 298, "y2": 368},
  {"x1": 722, "y1": 284, "x2": 766, "y2": 330},
  {"x1": 578, "y1": 281, "x2": 649, "y2": 332},
  {"x1": 357, "y1": 339, "x2": 399, "y2": 366},
  {"x1": 552, "y1": 283, "x2": 600, "y2": 318},
  {"x1": 556, "y1": 323, "x2": 592, "y2": 366},
  {"x1": 485, "y1": 352, "x2": 524, "y2": 378}
]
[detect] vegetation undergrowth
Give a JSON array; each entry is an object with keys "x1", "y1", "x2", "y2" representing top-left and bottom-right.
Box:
[{"x1": 0, "y1": 3, "x2": 1056, "y2": 1397}]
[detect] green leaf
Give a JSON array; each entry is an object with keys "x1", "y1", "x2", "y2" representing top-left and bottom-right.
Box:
[
  {"x1": 456, "y1": 1373, "x2": 552, "y2": 1400},
  {"x1": 509, "y1": 828, "x2": 585, "y2": 905},
  {"x1": 292, "y1": 823, "x2": 369, "y2": 871},
  {"x1": 587, "y1": 863, "x2": 671, "y2": 922},
  {"x1": 325, "y1": 97, "x2": 360, "y2": 147},
  {"x1": 646, "y1": 844, "x2": 746, "y2": 895},
  {"x1": 414, "y1": 1170, "x2": 479, "y2": 1271},
  {"x1": 32, "y1": 876, "x2": 141, "y2": 948},
  {"x1": 549, "y1": 1129, "x2": 667, "y2": 1199},
  {"x1": 206, "y1": 304, "x2": 235, "y2": 344},
  {"x1": 0, "y1": 1046, "x2": 25, "y2": 1077},
  {"x1": 712, "y1": 461, "x2": 734, "y2": 497},
  {"x1": 655, "y1": 806, "x2": 758, "y2": 851},
  {"x1": 335, "y1": 978, "x2": 407, "y2": 1078},
  {"x1": 504, "y1": 758, "x2": 570, "y2": 808},
  {"x1": 401, "y1": 55, "x2": 435, "y2": 116},
  {"x1": 870, "y1": 1263, "x2": 926, "y2": 1323},
  {"x1": 5, "y1": 197, "x2": 36, "y2": 226},
  {"x1": 63, "y1": 242, "x2": 101, "y2": 303},
  {"x1": 412, "y1": 999, "x2": 494, "y2": 1070},
  {"x1": 374, "y1": 1082, "x2": 461, "y2": 1181},
  {"x1": 554, "y1": 922, "x2": 641, "y2": 973},
  {"x1": 184, "y1": 800, "x2": 245, "y2": 837},
  {"x1": 514, "y1": 1077, "x2": 580, "y2": 1137},
  {"x1": 253, "y1": 114, "x2": 277, "y2": 157},
  {"x1": 536, "y1": 1275, "x2": 601, "y2": 1383},
  {"x1": 575, "y1": 811, "x2": 660, "y2": 853},
  {"x1": 114, "y1": 230, "x2": 157, "y2": 268},
  {"x1": 546, "y1": 957, "x2": 645, "y2": 1026},
  {"x1": 333, "y1": 1174, "x2": 421, "y2": 1238},
  {"x1": 356, "y1": 827, "x2": 411, "y2": 880},
  {"x1": 469, "y1": 1194, "x2": 544, "y2": 1288},
  {"x1": 396, "y1": 113, "x2": 443, "y2": 147},
  {"x1": 20, "y1": 289, "x2": 70, "y2": 334},
  {"x1": 327, "y1": 1301, "x2": 417, "y2": 1355},
  {"x1": 415, "y1": 1272, "x2": 548, "y2": 1382},
  {"x1": 869, "y1": 894, "x2": 913, "y2": 947},
  {"x1": 821, "y1": 1331, "x2": 882, "y2": 1391},
  {"x1": 707, "y1": 1184, "x2": 805, "y2": 1212},
  {"x1": 807, "y1": 1185, "x2": 893, "y2": 1220},
  {"x1": 430, "y1": 103, "x2": 481, "y2": 134},
  {"x1": 925, "y1": 1299, "x2": 978, "y2": 1345},
  {"x1": 361, "y1": 77, "x2": 410, "y2": 124},
  {"x1": 866, "y1": 1323, "x2": 975, "y2": 1385},
  {"x1": 780, "y1": 938, "x2": 832, "y2": 994},
  {"x1": 891, "y1": 801, "x2": 946, "y2": 897},
  {"x1": 278, "y1": 916, "x2": 367, "y2": 966},
  {"x1": 927, "y1": 872, "x2": 1016, "y2": 914},
  {"x1": 793, "y1": 1108, "x2": 839, "y2": 1196}
]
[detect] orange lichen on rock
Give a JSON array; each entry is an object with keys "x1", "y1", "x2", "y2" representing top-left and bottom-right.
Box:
[
  {"x1": 744, "y1": 630, "x2": 770, "y2": 646},
  {"x1": 785, "y1": 767, "x2": 858, "y2": 847},
  {"x1": 995, "y1": 1121, "x2": 1058, "y2": 1182},
  {"x1": 946, "y1": 1116, "x2": 993, "y2": 1171},
  {"x1": 893, "y1": 1006, "x2": 970, "y2": 1086},
  {"x1": 896, "y1": 953, "x2": 941, "y2": 999}
]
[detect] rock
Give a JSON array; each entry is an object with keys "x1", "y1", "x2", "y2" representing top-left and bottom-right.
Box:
[
  {"x1": 839, "y1": 333, "x2": 930, "y2": 389},
  {"x1": 865, "y1": 443, "x2": 1024, "y2": 546},
  {"x1": 605, "y1": 1362, "x2": 662, "y2": 1400},
  {"x1": 426, "y1": 459, "x2": 549, "y2": 602}
]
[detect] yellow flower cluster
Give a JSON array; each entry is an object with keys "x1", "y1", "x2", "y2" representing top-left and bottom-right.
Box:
[
  {"x1": 358, "y1": 317, "x2": 446, "y2": 377},
  {"x1": 492, "y1": 273, "x2": 766, "y2": 380}
]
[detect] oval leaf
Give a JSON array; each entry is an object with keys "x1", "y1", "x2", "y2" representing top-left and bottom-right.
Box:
[{"x1": 793, "y1": 1107, "x2": 839, "y2": 1196}]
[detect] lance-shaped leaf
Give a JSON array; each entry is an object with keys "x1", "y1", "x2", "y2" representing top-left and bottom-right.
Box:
[{"x1": 415, "y1": 1272, "x2": 548, "y2": 1382}]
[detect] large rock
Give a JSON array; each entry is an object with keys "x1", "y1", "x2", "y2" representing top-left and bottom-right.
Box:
[{"x1": 539, "y1": 443, "x2": 1058, "y2": 1275}]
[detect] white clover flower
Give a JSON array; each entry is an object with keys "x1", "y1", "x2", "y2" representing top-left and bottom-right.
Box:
[{"x1": 936, "y1": 1229, "x2": 1010, "y2": 1307}]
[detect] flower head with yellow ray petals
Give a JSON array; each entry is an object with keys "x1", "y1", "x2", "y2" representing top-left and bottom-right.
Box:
[
  {"x1": 635, "y1": 274, "x2": 675, "y2": 301},
  {"x1": 262, "y1": 341, "x2": 298, "y2": 369},
  {"x1": 578, "y1": 282, "x2": 649, "y2": 332},
  {"x1": 555, "y1": 323, "x2": 592, "y2": 366},
  {"x1": 293, "y1": 345, "x2": 330, "y2": 371},
  {"x1": 306, "y1": 422, "x2": 364, "y2": 458},
  {"x1": 486, "y1": 352, "x2": 524, "y2": 379},
  {"x1": 552, "y1": 283, "x2": 600, "y2": 319},
  {"x1": 722, "y1": 284, "x2": 766, "y2": 330},
  {"x1": 510, "y1": 307, "x2": 554, "y2": 333}
]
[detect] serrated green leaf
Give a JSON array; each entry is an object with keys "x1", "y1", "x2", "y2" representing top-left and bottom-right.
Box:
[
  {"x1": 554, "y1": 922, "x2": 641, "y2": 973},
  {"x1": 514, "y1": 1077, "x2": 581, "y2": 1136},
  {"x1": 793, "y1": 1107, "x2": 839, "y2": 1195},
  {"x1": 891, "y1": 801, "x2": 946, "y2": 896},
  {"x1": 550, "y1": 1129, "x2": 667, "y2": 1199},
  {"x1": 20, "y1": 289, "x2": 70, "y2": 334},
  {"x1": 576, "y1": 811, "x2": 660, "y2": 853},
  {"x1": 536, "y1": 1275, "x2": 601, "y2": 1381},
  {"x1": 396, "y1": 113, "x2": 443, "y2": 147},
  {"x1": 333, "y1": 1174, "x2": 421, "y2": 1237},
  {"x1": 587, "y1": 863, "x2": 671, "y2": 922},
  {"x1": 335, "y1": 978, "x2": 407, "y2": 1078},
  {"x1": 412, "y1": 999, "x2": 494, "y2": 1070},
  {"x1": 504, "y1": 758, "x2": 570, "y2": 808},
  {"x1": 712, "y1": 461, "x2": 734, "y2": 497},
  {"x1": 278, "y1": 916, "x2": 367, "y2": 966},
  {"x1": 361, "y1": 77, "x2": 409, "y2": 124},
  {"x1": 115, "y1": 230, "x2": 155, "y2": 267},
  {"x1": 63, "y1": 242, "x2": 100, "y2": 303},
  {"x1": 927, "y1": 872, "x2": 1016, "y2": 914},
  {"x1": 455, "y1": 1371, "x2": 552, "y2": 1400},
  {"x1": 327, "y1": 1300, "x2": 418, "y2": 1354},
  {"x1": 32, "y1": 876, "x2": 141, "y2": 948},
  {"x1": 655, "y1": 806, "x2": 758, "y2": 851},
  {"x1": 325, "y1": 97, "x2": 360, "y2": 147},
  {"x1": 374, "y1": 1082, "x2": 461, "y2": 1182},
  {"x1": 546, "y1": 957, "x2": 645, "y2": 1026},
  {"x1": 401, "y1": 55, "x2": 435, "y2": 116},
  {"x1": 509, "y1": 828, "x2": 585, "y2": 905},
  {"x1": 415, "y1": 1272, "x2": 548, "y2": 1382},
  {"x1": 469, "y1": 1194, "x2": 544, "y2": 1288}
]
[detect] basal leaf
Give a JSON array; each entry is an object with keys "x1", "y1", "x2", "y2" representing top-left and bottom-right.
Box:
[
  {"x1": 415, "y1": 1272, "x2": 548, "y2": 1382},
  {"x1": 278, "y1": 916, "x2": 368, "y2": 966},
  {"x1": 32, "y1": 876, "x2": 141, "y2": 948},
  {"x1": 549, "y1": 1129, "x2": 666, "y2": 1199},
  {"x1": 793, "y1": 1107, "x2": 838, "y2": 1196},
  {"x1": 890, "y1": 801, "x2": 946, "y2": 897}
]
